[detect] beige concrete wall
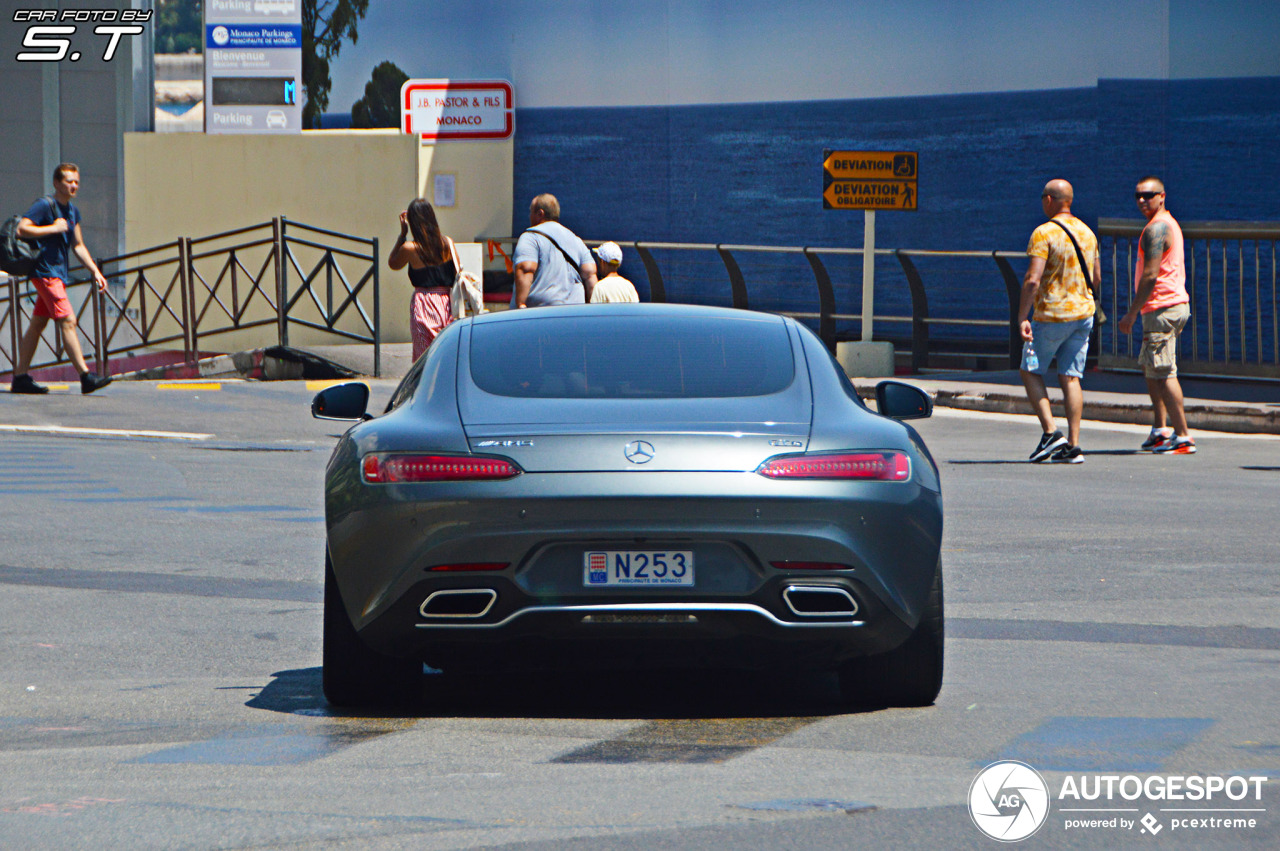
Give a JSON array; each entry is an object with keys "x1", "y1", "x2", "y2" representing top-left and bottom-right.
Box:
[
  {"x1": 123, "y1": 130, "x2": 513, "y2": 351},
  {"x1": 416, "y1": 141, "x2": 515, "y2": 247}
]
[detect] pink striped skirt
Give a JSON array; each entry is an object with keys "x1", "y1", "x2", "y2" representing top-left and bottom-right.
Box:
[{"x1": 410, "y1": 288, "x2": 453, "y2": 361}]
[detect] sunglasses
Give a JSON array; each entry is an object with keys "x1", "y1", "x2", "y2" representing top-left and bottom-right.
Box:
[{"x1": 1135, "y1": 191, "x2": 1163, "y2": 200}]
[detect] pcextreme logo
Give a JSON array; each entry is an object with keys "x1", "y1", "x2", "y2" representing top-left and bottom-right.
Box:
[{"x1": 968, "y1": 761, "x2": 1271, "y2": 842}]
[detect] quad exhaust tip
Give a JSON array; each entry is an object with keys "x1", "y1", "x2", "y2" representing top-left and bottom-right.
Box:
[
  {"x1": 782, "y1": 585, "x2": 859, "y2": 618},
  {"x1": 420, "y1": 589, "x2": 497, "y2": 618}
]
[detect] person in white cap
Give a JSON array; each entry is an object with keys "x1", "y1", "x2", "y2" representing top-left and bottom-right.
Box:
[{"x1": 589, "y1": 241, "x2": 640, "y2": 304}]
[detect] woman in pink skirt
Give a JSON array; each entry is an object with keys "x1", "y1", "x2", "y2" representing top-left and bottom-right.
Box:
[{"x1": 388, "y1": 199, "x2": 457, "y2": 361}]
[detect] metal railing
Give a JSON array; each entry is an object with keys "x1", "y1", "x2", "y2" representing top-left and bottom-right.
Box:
[
  {"x1": 488, "y1": 237, "x2": 1029, "y2": 370},
  {"x1": 1098, "y1": 219, "x2": 1280, "y2": 377},
  {"x1": 2, "y1": 217, "x2": 380, "y2": 379}
]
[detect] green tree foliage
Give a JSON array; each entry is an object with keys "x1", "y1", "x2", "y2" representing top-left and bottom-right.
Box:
[
  {"x1": 156, "y1": 0, "x2": 202, "y2": 54},
  {"x1": 303, "y1": 0, "x2": 371, "y2": 128},
  {"x1": 350, "y1": 61, "x2": 409, "y2": 128}
]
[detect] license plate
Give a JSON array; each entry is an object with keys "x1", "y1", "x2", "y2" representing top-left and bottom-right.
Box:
[{"x1": 583, "y1": 550, "x2": 694, "y2": 587}]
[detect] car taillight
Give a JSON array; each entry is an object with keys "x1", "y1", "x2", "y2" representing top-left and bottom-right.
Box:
[
  {"x1": 756, "y1": 451, "x2": 911, "y2": 481},
  {"x1": 362, "y1": 454, "x2": 522, "y2": 483}
]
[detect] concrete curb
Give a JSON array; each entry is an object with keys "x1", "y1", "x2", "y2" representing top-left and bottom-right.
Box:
[
  {"x1": 852, "y1": 379, "x2": 1280, "y2": 435},
  {"x1": 114, "y1": 353, "x2": 243, "y2": 381},
  {"x1": 114, "y1": 347, "x2": 360, "y2": 382}
]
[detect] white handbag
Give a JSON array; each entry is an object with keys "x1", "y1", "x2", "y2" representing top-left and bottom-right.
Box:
[{"x1": 447, "y1": 238, "x2": 486, "y2": 319}]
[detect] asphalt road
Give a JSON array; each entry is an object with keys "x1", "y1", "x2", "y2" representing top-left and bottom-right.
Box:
[{"x1": 1, "y1": 380, "x2": 1277, "y2": 850}]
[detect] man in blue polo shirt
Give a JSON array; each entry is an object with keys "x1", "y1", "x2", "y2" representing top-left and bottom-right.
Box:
[
  {"x1": 9, "y1": 163, "x2": 112, "y2": 395},
  {"x1": 512, "y1": 193, "x2": 597, "y2": 308}
]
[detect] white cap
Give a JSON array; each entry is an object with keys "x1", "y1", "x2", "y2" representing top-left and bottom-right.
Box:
[{"x1": 594, "y1": 241, "x2": 623, "y2": 265}]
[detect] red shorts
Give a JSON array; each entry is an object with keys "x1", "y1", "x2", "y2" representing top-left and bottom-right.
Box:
[{"x1": 30, "y1": 276, "x2": 73, "y2": 320}]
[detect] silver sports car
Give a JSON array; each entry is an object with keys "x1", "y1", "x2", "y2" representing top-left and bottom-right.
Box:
[{"x1": 313, "y1": 303, "x2": 942, "y2": 709}]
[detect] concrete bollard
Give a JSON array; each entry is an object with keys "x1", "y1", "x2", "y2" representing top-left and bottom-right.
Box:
[{"x1": 836, "y1": 341, "x2": 896, "y2": 378}]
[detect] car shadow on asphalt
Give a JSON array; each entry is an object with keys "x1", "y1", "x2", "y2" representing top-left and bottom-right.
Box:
[{"x1": 247, "y1": 666, "x2": 883, "y2": 720}]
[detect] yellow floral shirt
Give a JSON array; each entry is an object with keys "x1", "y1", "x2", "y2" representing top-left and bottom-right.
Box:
[{"x1": 1026, "y1": 215, "x2": 1098, "y2": 322}]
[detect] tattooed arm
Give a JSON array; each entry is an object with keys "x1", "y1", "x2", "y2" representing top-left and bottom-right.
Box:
[{"x1": 1119, "y1": 220, "x2": 1168, "y2": 335}]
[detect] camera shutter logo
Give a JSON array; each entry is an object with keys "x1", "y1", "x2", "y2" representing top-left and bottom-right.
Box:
[{"x1": 968, "y1": 761, "x2": 1050, "y2": 842}]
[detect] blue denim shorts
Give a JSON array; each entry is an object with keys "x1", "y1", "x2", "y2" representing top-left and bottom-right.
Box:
[{"x1": 1021, "y1": 316, "x2": 1094, "y2": 378}]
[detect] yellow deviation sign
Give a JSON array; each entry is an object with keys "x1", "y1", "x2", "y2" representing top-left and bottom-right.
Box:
[{"x1": 823, "y1": 150, "x2": 918, "y2": 211}]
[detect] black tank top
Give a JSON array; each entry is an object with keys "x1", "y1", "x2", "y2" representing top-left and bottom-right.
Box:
[{"x1": 408, "y1": 259, "x2": 456, "y2": 290}]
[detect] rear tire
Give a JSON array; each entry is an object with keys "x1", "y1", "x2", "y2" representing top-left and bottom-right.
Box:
[
  {"x1": 838, "y1": 562, "x2": 943, "y2": 708},
  {"x1": 323, "y1": 552, "x2": 422, "y2": 708}
]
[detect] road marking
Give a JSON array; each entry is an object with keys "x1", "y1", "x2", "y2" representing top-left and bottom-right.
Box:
[
  {"x1": 156, "y1": 382, "x2": 221, "y2": 391},
  {"x1": 554, "y1": 717, "x2": 820, "y2": 764},
  {"x1": 931, "y1": 406, "x2": 1280, "y2": 439},
  {"x1": 306, "y1": 380, "x2": 366, "y2": 391},
  {"x1": 0, "y1": 424, "x2": 212, "y2": 441},
  {"x1": 996, "y1": 716, "x2": 1214, "y2": 772}
]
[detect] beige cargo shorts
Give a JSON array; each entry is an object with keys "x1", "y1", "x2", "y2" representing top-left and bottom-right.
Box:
[{"x1": 1139, "y1": 302, "x2": 1191, "y2": 378}]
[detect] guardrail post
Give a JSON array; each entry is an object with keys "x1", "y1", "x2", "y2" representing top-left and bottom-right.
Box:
[
  {"x1": 92, "y1": 284, "x2": 105, "y2": 372},
  {"x1": 275, "y1": 217, "x2": 288, "y2": 348},
  {"x1": 372, "y1": 236, "x2": 380, "y2": 378},
  {"x1": 803, "y1": 249, "x2": 837, "y2": 354},
  {"x1": 178, "y1": 237, "x2": 192, "y2": 363},
  {"x1": 5, "y1": 277, "x2": 17, "y2": 374},
  {"x1": 716, "y1": 245, "x2": 749, "y2": 309},
  {"x1": 993, "y1": 254, "x2": 1023, "y2": 370},
  {"x1": 634, "y1": 244, "x2": 665, "y2": 303},
  {"x1": 186, "y1": 237, "x2": 201, "y2": 359},
  {"x1": 895, "y1": 251, "x2": 930, "y2": 372}
]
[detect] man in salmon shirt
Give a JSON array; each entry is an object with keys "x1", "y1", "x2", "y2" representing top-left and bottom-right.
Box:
[{"x1": 1118, "y1": 177, "x2": 1195, "y2": 455}]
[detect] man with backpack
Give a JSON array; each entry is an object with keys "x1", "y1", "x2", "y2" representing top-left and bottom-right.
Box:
[{"x1": 8, "y1": 163, "x2": 112, "y2": 395}]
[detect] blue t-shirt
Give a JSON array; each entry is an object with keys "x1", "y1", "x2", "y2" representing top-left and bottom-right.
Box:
[
  {"x1": 511, "y1": 222, "x2": 592, "y2": 307},
  {"x1": 24, "y1": 196, "x2": 79, "y2": 281}
]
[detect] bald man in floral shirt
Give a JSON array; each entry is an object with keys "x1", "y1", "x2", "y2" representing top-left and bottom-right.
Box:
[{"x1": 1019, "y1": 179, "x2": 1100, "y2": 464}]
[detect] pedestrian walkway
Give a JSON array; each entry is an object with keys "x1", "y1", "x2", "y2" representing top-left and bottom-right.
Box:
[
  {"x1": 101, "y1": 342, "x2": 1279, "y2": 436},
  {"x1": 849, "y1": 370, "x2": 1279, "y2": 435}
]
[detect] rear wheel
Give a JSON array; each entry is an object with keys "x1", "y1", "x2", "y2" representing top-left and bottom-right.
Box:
[
  {"x1": 323, "y1": 552, "x2": 422, "y2": 708},
  {"x1": 838, "y1": 562, "x2": 943, "y2": 708}
]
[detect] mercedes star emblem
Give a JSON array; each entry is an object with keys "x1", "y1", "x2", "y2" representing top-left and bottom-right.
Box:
[{"x1": 624, "y1": 440, "x2": 655, "y2": 464}]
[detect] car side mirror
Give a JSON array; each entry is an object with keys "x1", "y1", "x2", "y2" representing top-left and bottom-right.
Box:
[
  {"x1": 875, "y1": 380, "x2": 933, "y2": 420},
  {"x1": 312, "y1": 382, "x2": 371, "y2": 421}
]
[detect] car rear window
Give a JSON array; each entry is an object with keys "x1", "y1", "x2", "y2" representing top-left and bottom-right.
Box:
[{"x1": 469, "y1": 315, "x2": 795, "y2": 398}]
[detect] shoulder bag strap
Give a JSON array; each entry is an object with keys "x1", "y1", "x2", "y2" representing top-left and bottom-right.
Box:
[
  {"x1": 1048, "y1": 218, "x2": 1094, "y2": 294},
  {"x1": 523, "y1": 227, "x2": 583, "y2": 272},
  {"x1": 447, "y1": 237, "x2": 462, "y2": 274}
]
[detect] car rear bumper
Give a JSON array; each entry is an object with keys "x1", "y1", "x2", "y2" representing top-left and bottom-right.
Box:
[
  {"x1": 353, "y1": 567, "x2": 927, "y2": 670},
  {"x1": 327, "y1": 471, "x2": 942, "y2": 666}
]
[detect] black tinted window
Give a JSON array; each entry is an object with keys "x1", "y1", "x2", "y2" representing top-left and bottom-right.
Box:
[{"x1": 470, "y1": 315, "x2": 794, "y2": 398}]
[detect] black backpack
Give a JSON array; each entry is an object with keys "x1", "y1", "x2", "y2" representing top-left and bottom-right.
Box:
[{"x1": 0, "y1": 198, "x2": 53, "y2": 276}]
